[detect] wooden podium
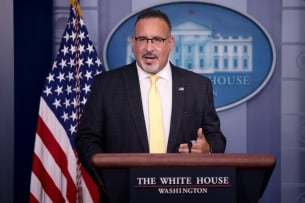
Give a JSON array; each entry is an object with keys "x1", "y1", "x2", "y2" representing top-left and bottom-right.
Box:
[{"x1": 92, "y1": 153, "x2": 276, "y2": 203}]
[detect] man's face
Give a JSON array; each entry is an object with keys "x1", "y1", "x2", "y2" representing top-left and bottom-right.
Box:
[{"x1": 131, "y1": 17, "x2": 175, "y2": 74}]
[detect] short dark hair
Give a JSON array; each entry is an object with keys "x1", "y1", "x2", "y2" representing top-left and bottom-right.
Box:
[{"x1": 134, "y1": 9, "x2": 172, "y2": 32}]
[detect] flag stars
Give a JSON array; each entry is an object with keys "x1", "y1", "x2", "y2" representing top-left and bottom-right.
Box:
[
  {"x1": 66, "y1": 72, "x2": 74, "y2": 82},
  {"x1": 70, "y1": 45, "x2": 76, "y2": 55},
  {"x1": 81, "y1": 97, "x2": 87, "y2": 105},
  {"x1": 56, "y1": 72, "x2": 65, "y2": 83},
  {"x1": 71, "y1": 31, "x2": 76, "y2": 41},
  {"x1": 54, "y1": 85, "x2": 63, "y2": 96},
  {"x1": 82, "y1": 84, "x2": 91, "y2": 94},
  {"x1": 85, "y1": 57, "x2": 94, "y2": 67},
  {"x1": 74, "y1": 86, "x2": 81, "y2": 94},
  {"x1": 38, "y1": 13, "x2": 104, "y2": 141},
  {"x1": 79, "y1": 58, "x2": 84, "y2": 67},
  {"x1": 96, "y1": 69, "x2": 103, "y2": 75},
  {"x1": 84, "y1": 70, "x2": 93, "y2": 80},
  {"x1": 79, "y1": 18, "x2": 85, "y2": 27},
  {"x1": 69, "y1": 124, "x2": 77, "y2": 135},
  {"x1": 61, "y1": 45, "x2": 69, "y2": 56},
  {"x1": 43, "y1": 86, "x2": 52, "y2": 96},
  {"x1": 86, "y1": 44, "x2": 94, "y2": 54},
  {"x1": 68, "y1": 58, "x2": 75, "y2": 68},
  {"x1": 70, "y1": 111, "x2": 78, "y2": 121},
  {"x1": 71, "y1": 16, "x2": 78, "y2": 28},
  {"x1": 52, "y1": 61, "x2": 57, "y2": 69},
  {"x1": 79, "y1": 44, "x2": 85, "y2": 55},
  {"x1": 95, "y1": 58, "x2": 102, "y2": 67},
  {"x1": 66, "y1": 84, "x2": 72, "y2": 95},
  {"x1": 71, "y1": 98, "x2": 78, "y2": 108},
  {"x1": 78, "y1": 31, "x2": 86, "y2": 41},
  {"x1": 59, "y1": 59, "x2": 67, "y2": 69},
  {"x1": 74, "y1": 72, "x2": 83, "y2": 80},
  {"x1": 61, "y1": 112, "x2": 69, "y2": 121},
  {"x1": 75, "y1": 58, "x2": 84, "y2": 68},
  {"x1": 46, "y1": 73, "x2": 55, "y2": 83},
  {"x1": 63, "y1": 98, "x2": 71, "y2": 108},
  {"x1": 63, "y1": 32, "x2": 70, "y2": 42},
  {"x1": 53, "y1": 98, "x2": 61, "y2": 109}
]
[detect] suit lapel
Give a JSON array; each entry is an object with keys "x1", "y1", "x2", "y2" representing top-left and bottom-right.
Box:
[
  {"x1": 123, "y1": 64, "x2": 149, "y2": 152},
  {"x1": 167, "y1": 66, "x2": 185, "y2": 152}
]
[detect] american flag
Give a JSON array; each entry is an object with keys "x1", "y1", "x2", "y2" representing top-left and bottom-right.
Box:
[{"x1": 29, "y1": 3, "x2": 102, "y2": 203}]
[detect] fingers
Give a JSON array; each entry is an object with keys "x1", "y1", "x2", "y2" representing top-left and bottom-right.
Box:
[
  {"x1": 197, "y1": 128, "x2": 206, "y2": 142},
  {"x1": 178, "y1": 140, "x2": 201, "y2": 153},
  {"x1": 197, "y1": 128, "x2": 211, "y2": 153},
  {"x1": 178, "y1": 128, "x2": 210, "y2": 153},
  {"x1": 178, "y1": 142, "x2": 204, "y2": 153},
  {"x1": 178, "y1": 143, "x2": 190, "y2": 153}
]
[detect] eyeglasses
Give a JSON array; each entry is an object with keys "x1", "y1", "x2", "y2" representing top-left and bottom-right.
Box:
[{"x1": 134, "y1": 36, "x2": 171, "y2": 47}]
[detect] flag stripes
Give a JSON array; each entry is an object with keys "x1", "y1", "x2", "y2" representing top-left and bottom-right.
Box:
[{"x1": 31, "y1": 99, "x2": 77, "y2": 202}]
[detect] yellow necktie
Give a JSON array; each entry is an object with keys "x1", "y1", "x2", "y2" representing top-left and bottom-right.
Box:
[{"x1": 149, "y1": 75, "x2": 165, "y2": 153}]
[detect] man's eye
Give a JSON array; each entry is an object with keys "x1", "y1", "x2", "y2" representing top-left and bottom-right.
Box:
[
  {"x1": 137, "y1": 37, "x2": 147, "y2": 42},
  {"x1": 153, "y1": 38, "x2": 163, "y2": 43}
]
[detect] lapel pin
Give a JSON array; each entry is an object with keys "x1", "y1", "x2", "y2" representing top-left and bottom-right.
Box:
[{"x1": 178, "y1": 87, "x2": 184, "y2": 91}]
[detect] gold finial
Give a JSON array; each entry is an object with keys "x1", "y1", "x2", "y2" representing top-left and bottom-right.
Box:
[{"x1": 69, "y1": 0, "x2": 83, "y2": 17}]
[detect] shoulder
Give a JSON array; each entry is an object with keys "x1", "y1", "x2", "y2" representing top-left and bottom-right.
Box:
[
  {"x1": 171, "y1": 63, "x2": 210, "y2": 83},
  {"x1": 94, "y1": 62, "x2": 137, "y2": 81}
]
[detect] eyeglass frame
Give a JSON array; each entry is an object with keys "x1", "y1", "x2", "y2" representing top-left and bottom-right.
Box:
[{"x1": 133, "y1": 35, "x2": 172, "y2": 46}]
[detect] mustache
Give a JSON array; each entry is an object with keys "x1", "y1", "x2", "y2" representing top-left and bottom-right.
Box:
[{"x1": 143, "y1": 51, "x2": 158, "y2": 58}]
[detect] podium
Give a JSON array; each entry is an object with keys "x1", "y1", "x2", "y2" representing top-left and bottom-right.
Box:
[{"x1": 92, "y1": 153, "x2": 276, "y2": 203}]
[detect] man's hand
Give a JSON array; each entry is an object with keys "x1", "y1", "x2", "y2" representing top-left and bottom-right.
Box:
[{"x1": 178, "y1": 128, "x2": 211, "y2": 153}]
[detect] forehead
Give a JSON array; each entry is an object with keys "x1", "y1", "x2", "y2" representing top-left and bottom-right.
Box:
[{"x1": 134, "y1": 18, "x2": 170, "y2": 36}]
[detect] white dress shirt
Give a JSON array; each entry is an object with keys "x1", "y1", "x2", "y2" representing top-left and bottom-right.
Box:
[{"x1": 136, "y1": 62, "x2": 172, "y2": 150}]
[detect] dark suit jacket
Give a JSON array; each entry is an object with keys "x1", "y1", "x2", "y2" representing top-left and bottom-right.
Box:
[{"x1": 75, "y1": 62, "x2": 226, "y2": 203}]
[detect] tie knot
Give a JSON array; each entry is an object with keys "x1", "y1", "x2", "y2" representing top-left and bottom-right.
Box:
[{"x1": 150, "y1": 75, "x2": 159, "y2": 85}]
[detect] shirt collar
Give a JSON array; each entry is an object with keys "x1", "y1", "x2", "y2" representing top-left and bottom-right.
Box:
[{"x1": 137, "y1": 61, "x2": 171, "y2": 81}]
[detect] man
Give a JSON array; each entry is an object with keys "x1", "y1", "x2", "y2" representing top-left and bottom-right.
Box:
[{"x1": 75, "y1": 9, "x2": 226, "y2": 203}]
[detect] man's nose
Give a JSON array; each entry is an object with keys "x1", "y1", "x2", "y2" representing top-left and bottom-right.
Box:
[{"x1": 145, "y1": 39, "x2": 154, "y2": 50}]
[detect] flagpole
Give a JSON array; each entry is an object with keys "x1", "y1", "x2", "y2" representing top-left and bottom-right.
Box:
[{"x1": 69, "y1": 1, "x2": 83, "y2": 202}]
